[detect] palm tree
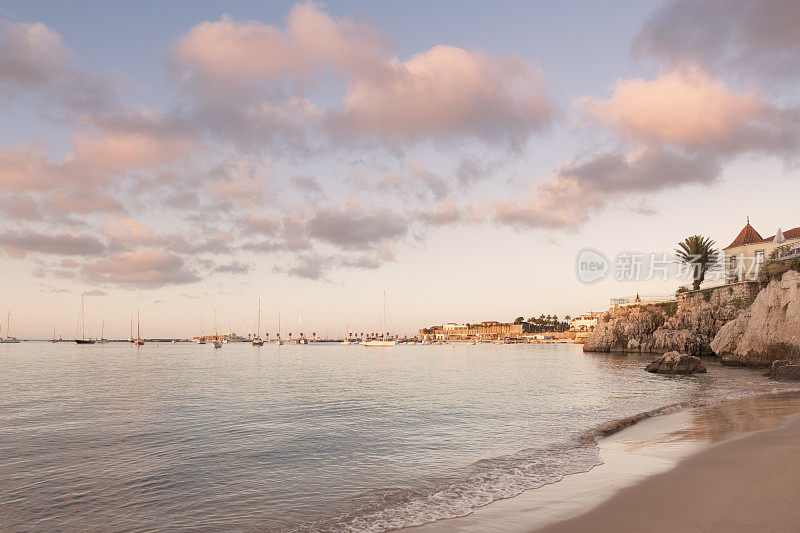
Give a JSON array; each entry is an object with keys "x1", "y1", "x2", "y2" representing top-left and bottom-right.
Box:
[{"x1": 676, "y1": 235, "x2": 719, "y2": 291}]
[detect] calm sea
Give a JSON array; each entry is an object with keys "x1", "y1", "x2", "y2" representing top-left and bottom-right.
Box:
[{"x1": 0, "y1": 342, "x2": 793, "y2": 531}]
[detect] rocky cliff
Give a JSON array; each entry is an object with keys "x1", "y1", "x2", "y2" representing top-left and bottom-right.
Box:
[
  {"x1": 584, "y1": 282, "x2": 759, "y2": 355},
  {"x1": 710, "y1": 270, "x2": 800, "y2": 367}
]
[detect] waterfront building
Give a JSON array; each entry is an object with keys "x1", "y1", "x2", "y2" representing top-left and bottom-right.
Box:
[
  {"x1": 419, "y1": 321, "x2": 526, "y2": 341},
  {"x1": 569, "y1": 312, "x2": 603, "y2": 331},
  {"x1": 724, "y1": 220, "x2": 800, "y2": 282}
]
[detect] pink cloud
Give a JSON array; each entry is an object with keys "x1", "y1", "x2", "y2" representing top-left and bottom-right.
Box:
[
  {"x1": 0, "y1": 20, "x2": 69, "y2": 92},
  {"x1": 73, "y1": 131, "x2": 194, "y2": 173},
  {"x1": 172, "y1": 3, "x2": 386, "y2": 88},
  {"x1": 171, "y1": 4, "x2": 556, "y2": 146},
  {"x1": 579, "y1": 67, "x2": 799, "y2": 155},
  {"x1": 82, "y1": 249, "x2": 200, "y2": 287},
  {"x1": 336, "y1": 45, "x2": 556, "y2": 145},
  {"x1": 581, "y1": 67, "x2": 763, "y2": 145}
]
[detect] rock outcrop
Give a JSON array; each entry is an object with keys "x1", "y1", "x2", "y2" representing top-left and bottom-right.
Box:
[
  {"x1": 645, "y1": 351, "x2": 707, "y2": 374},
  {"x1": 584, "y1": 283, "x2": 755, "y2": 355},
  {"x1": 710, "y1": 270, "x2": 800, "y2": 367}
]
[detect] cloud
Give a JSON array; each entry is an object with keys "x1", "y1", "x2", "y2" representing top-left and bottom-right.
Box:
[
  {"x1": 0, "y1": 19, "x2": 115, "y2": 112},
  {"x1": 0, "y1": 194, "x2": 42, "y2": 220},
  {"x1": 334, "y1": 45, "x2": 556, "y2": 147},
  {"x1": 82, "y1": 249, "x2": 200, "y2": 288},
  {"x1": 171, "y1": 3, "x2": 556, "y2": 148},
  {"x1": 73, "y1": 131, "x2": 194, "y2": 173},
  {"x1": 493, "y1": 148, "x2": 720, "y2": 229},
  {"x1": 0, "y1": 20, "x2": 69, "y2": 93},
  {"x1": 171, "y1": 4, "x2": 387, "y2": 91},
  {"x1": 579, "y1": 67, "x2": 800, "y2": 156},
  {"x1": 214, "y1": 260, "x2": 250, "y2": 274},
  {"x1": 0, "y1": 229, "x2": 106, "y2": 258},
  {"x1": 634, "y1": 0, "x2": 800, "y2": 80},
  {"x1": 306, "y1": 205, "x2": 408, "y2": 249},
  {"x1": 417, "y1": 202, "x2": 464, "y2": 226}
]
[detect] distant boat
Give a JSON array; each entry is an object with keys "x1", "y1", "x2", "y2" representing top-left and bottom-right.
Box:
[
  {"x1": 297, "y1": 312, "x2": 308, "y2": 344},
  {"x1": 362, "y1": 291, "x2": 397, "y2": 347},
  {"x1": 341, "y1": 320, "x2": 351, "y2": 345},
  {"x1": 1, "y1": 311, "x2": 20, "y2": 343},
  {"x1": 75, "y1": 294, "x2": 95, "y2": 344},
  {"x1": 252, "y1": 299, "x2": 264, "y2": 346},
  {"x1": 275, "y1": 311, "x2": 283, "y2": 345},
  {"x1": 197, "y1": 311, "x2": 206, "y2": 344},
  {"x1": 133, "y1": 310, "x2": 145, "y2": 346},
  {"x1": 212, "y1": 310, "x2": 222, "y2": 349}
]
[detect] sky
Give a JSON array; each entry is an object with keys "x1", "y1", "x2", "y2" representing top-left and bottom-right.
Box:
[{"x1": 1, "y1": 0, "x2": 799, "y2": 339}]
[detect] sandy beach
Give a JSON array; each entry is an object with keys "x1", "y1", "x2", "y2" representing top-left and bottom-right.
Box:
[
  {"x1": 538, "y1": 412, "x2": 800, "y2": 532},
  {"x1": 410, "y1": 391, "x2": 800, "y2": 533}
]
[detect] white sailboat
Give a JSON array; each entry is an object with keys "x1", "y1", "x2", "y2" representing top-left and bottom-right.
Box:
[
  {"x1": 75, "y1": 294, "x2": 95, "y2": 344},
  {"x1": 212, "y1": 310, "x2": 222, "y2": 348},
  {"x1": 341, "y1": 320, "x2": 351, "y2": 345},
  {"x1": 362, "y1": 291, "x2": 396, "y2": 347},
  {"x1": 275, "y1": 311, "x2": 283, "y2": 345},
  {"x1": 197, "y1": 312, "x2": 207, "y2": 344},
  {"x1": 1, "y1": 311, "x2": 20, "y2": 343},
  {"x1": 133, "y1": 310, "x2": 145, "y2": 345},
  {"x1": 297, "y1": 312, "x2": 308, "y2": 344},
  {"x1": 252, "y1": 299, "x2": 264, "y2": 346}
]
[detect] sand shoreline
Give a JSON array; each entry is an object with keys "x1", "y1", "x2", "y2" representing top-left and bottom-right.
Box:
[
  {"x1": 409, "y1": 390, "x2": 800, "y2": 533},
  {"x1": 537, "y1": 411, "x2": 800, "y2": 532}
]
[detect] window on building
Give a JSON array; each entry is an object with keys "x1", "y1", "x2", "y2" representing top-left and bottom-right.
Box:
[
  {"x1": 755, "y1": 250, "x2": 764, "y2": 265},
  {"x1": 729, "y1": 255, "x2": 737, "y2": 269}
]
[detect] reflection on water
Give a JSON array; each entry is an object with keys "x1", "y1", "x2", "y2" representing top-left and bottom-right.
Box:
[{"x1": 0, "y1": 342, "x2": 797, "y2": 531}]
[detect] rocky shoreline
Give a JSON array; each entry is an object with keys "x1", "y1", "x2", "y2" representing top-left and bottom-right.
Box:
[{"x1": 584, "y1": 270, "x2": 800, "y2": 369}]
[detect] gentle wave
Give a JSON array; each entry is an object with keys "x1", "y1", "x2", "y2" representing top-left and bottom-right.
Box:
[{"x1": 294, "y1": 386, "x2": 800, "y2": 533}]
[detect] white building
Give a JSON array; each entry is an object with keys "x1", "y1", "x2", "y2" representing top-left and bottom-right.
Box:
[
  {"x1": 569, "y1": 312, "x2": 603, "y2": 331},
  {"x1": 724, "y1": 221, "x2": 800, "y2": 282}
]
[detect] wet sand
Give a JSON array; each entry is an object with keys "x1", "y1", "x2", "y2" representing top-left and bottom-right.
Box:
[
  {"x1": 538, "y1": 412, "x2": 800, "y2": 532},
  {"x1": 410, "y1": 391, "x2": 800, "y2": 533}
]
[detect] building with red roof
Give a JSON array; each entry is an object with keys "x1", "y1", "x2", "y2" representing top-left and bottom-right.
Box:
[{"x1": 724, "y1": 219, "x2": 800, "y2": 282}]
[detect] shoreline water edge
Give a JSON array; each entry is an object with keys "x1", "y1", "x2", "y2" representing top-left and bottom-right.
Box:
[{"x1": 408, "y1": 387, "x2": 800, "y2": 533}]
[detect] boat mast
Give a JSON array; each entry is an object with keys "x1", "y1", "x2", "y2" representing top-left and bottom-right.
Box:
[
  {"x1": 81, "y1": 294, "x2": 86, "y2": 340},
  {"x1": 137, "y1": 309, "x2": 141, "y2": 341},
  {"x1": 101, "y1": 319, "x2": 104, "y2": 341},
  {"x1": 257, "y1": 298, "x2": 261, "y2": 338},
  {"x1": 382, "y1": 291, "x2": 387, "y2": 340}
]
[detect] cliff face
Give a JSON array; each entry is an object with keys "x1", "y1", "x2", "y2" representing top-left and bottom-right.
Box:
[
  {"x1": 584, "y1": 283, "x2": 758, "y2": 355},
  {"x1": 710, "y1": 271, "x2": 800, "y2": 367}
]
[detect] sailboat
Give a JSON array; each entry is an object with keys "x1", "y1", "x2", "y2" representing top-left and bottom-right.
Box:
[
  {"x1": 275, "y1": 311, "x2": 283, "y2": 345},
  {"x1": 197, "y1": 312, "x2": 207, "y2": 344},
  {"x1": 1, "y1": 311, "x2": 20, "y2": 343},
  {"x1": 212, "y1": 311, "x2": 222, "y2": 348},
  {"x1": 75, "y1": 294, "x2": 96, "y2": 344},
  {"x1": 341, "y1": 320, "x2": 351, "y2": 345},
  {"x1": 362, "y1": 291, "x2": 397, "y2": 347},
  {"x1": 97, "y1": 319, "x2": 108, "y2": 343},
  {"x1": 252, "y1": 299, "x2": 264, "y2": 346},
  {"x1": 297, "y1": 312, "x2": 308, "y2": 344},
  {"x1": 133, "y1": 310, "x2": 145, "y2": 346}
]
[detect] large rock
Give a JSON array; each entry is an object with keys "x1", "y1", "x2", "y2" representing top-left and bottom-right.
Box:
[
  {"x1": 583, "y1": 283, "x2": 755, "y2": 355},
  {"x1": 645, "y1": 351, "x2": 707, "y2": 374},
  {"x1": 710, "y1": 270, "x2": 800, "y2": 367},
  {"x1": 583, "y1": 306, "x2": 666, "y2": 353}
]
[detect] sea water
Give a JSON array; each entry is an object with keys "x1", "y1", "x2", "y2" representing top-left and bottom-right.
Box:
[{"x1": 0, "y1": 342, "x2": 793, "y2": 531}]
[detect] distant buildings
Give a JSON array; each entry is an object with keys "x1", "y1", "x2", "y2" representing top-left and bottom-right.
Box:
[
  {"x1": 569, "y1": 312, "x2": 602, "y2": 331},
  {"x1": 724, "y1": 221, "x2": 800, "y2": 282},
  {"x1": 420, "y1": 321, "x2": 525, "y2": 340}
]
